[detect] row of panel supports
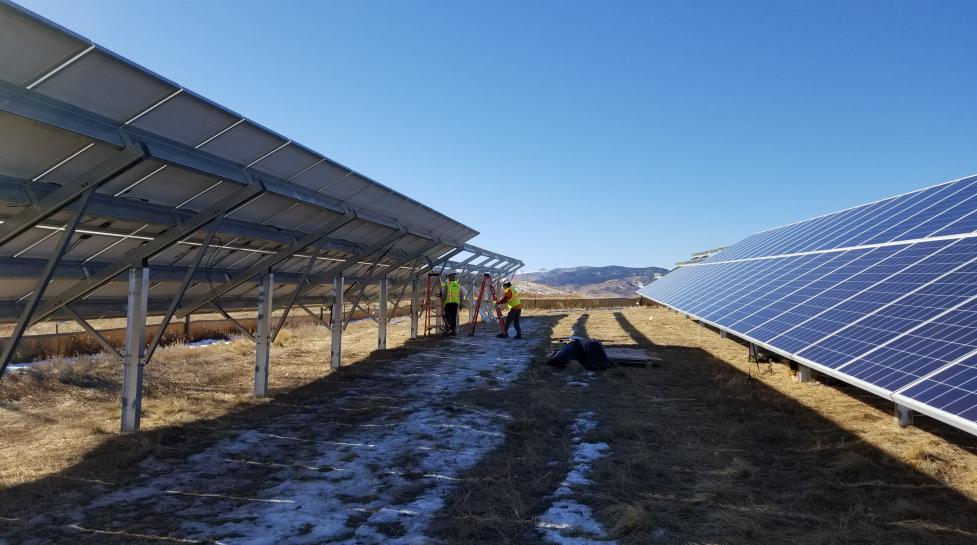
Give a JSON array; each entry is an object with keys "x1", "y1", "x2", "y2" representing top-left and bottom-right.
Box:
[
  {"x1": 10, "y1": 234, "x2": 517, "y2": 433},
  {"x1": 734, "y1": 332, "x2": 921, "y2": 435},
  {"x1": 794, "y1": 362, "x2": 913, "y2": 426},
  {"x1": 116, "y1": 269, "x2": 422, "y2": 433}
]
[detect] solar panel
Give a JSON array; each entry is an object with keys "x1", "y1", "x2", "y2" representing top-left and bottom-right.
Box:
[
  {"x1": 0, "y1": 1, "x2": 523, "y2": 431},
  {"x1": 639, "y1": 174, "x2": 977, "y2": 436}
]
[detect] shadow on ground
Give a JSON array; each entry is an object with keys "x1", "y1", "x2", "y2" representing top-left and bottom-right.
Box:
[
  {"x1": 432, "y1": 309, "x2": 977, "y2": 545},
  {"x1": 5, "y1": 309, "x2": 977, "y2": 545},
  {"x1": 0, "y1": 314, "x2": 562, "y2": 544}
]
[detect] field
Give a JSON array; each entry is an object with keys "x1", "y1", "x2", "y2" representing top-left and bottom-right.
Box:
[{"x1": 1, "y1": 306, "x2": 977, "y2": 544}]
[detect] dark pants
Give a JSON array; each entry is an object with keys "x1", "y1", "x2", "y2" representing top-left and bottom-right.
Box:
[
  {"x1": 444, "y1": 303, "x2": 459, "y2": 334},
  {"x1": 504, "y1": 307, "x2": 522, "y2": 337}
]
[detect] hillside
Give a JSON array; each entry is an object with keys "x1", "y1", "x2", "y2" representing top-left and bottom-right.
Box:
[{"x1": 514, "y1": 265, "x2": 668, "y2": 298}]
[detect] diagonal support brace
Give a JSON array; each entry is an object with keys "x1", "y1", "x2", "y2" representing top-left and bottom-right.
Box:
[{"x1": 1, "y1": 187, "x2": 95, "y2": 376}]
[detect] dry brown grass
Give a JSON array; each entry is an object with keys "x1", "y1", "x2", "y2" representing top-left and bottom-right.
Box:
[
  {"x1": 0, "y1": 314, "x2": 417, "y2": 491},
  {"x1": 4, "y1": 306, "x2": 977, "y2": 544},
  {"x1": 431, "y1": 307, "x2": 977, "y2": 544},
  {"x1": 0, "y1": 309, "x2": 257, "y2": 337},
  {"x1": 587, "y1": 308, "x2": 977, "y2": 543}
]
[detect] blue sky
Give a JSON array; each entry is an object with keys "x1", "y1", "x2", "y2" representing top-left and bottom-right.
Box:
[{"x1": 18, "y1": 0, "x2": 977, "y2": 271}]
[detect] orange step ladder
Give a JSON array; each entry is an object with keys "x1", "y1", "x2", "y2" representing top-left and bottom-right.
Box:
[{"x1": 468, "y1": 273, "x2": 506, "y2": 337}]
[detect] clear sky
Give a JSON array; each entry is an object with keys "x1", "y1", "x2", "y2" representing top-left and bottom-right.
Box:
[{"x1": 17, "y1": 0, "x2": 977, "y2": 271}]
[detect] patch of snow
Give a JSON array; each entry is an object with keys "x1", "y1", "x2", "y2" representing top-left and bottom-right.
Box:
[
  {"x1": 538, "y1": 501, "x2": 608, "y2": 544},
  {"x1": 185, "y1": 338, "x2": 231, "y2": 348},
  {"x1": 537, "y1": 412, "x2": 616, "y2": 544},
  {"x1": 566, "y1": 369, "x2": 597, "y2": 388},
  {"x1": 570, "y1": 412, "x2": 598, "y2": 438},
  {"x1": 554, "y1": 441, "x2": 609, "y2": 496},
  {"x1": 72, "y1": 321, "x2": 542, "y2": 544},
  {"x1": 6, "y1": 353, "x2": 96, "y2": 370}
]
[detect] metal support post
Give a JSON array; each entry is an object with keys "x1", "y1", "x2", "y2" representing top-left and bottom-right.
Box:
[
  {"x1": 410, "y1": 276, "x2": 420, "y2": 339},
  {"x1": 377, "y1": 276, "x2": 388, "y2": 350},
  {"x1": 120, "y1": 264, "x2": 149, "y2": 433},
  {"x1": 331, "y1": 275, "x2": 344, "y2": 368},
  {"x1": 469, "y1": 278, "x2": 477, "y2": 322},
  {"x1": 254, "y1": 271, "x2": 273, "y2": 396},
  {"x1": 895, "y1": 404, "x2": 913, "y2": 427}
]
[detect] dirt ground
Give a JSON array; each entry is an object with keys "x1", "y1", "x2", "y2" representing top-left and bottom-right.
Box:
[{"x1": 2, "y1": 306, "x2": 977, "y2": 544}]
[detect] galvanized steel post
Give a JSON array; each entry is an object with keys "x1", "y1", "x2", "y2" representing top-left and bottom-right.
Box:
[
  {"x1": 378, "y1": 276, "x2": 389, "y2": 350},
  {"x1": 331, "y1": 275, "x2": 344, "y2": 368},
  {"x1": 469, "y1": 278, "x2": 477, "y2": 323},
  {"x1": 410, "y1": 276, "x2": 420, "y2": 339},
  {"x1": 120, "y1": 264, "x2": 149, "y2": 433},
  {"x1": 254, "y1": 271, "x2": 273, "y2": 396}
]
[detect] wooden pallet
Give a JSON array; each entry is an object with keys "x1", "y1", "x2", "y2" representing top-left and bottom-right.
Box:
[{"x1": 605, "y1": 348, "x2": 662, "y2": 368}]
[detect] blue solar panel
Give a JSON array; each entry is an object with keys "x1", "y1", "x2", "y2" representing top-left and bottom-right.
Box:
[
  {"x1": 639, "y1": 174, "x2": 977, "y2": 436},
  {"x1": 900, "y1": 356, "x2": 977, "y2": 422},
  {"x1": 723, "y1": 251, "x2": 868, "y2": 330},
  {"x1": 701, "y1": 175, "x2": 977, "y2": 263}
]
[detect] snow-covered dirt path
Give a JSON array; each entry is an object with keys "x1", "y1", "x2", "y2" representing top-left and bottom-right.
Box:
[
  {"x1": 23, "y1": 322, "x2": 540, "y2": 545},
  {"x1": 536, "y1": 411, "x2": 615, "y2": 545}
]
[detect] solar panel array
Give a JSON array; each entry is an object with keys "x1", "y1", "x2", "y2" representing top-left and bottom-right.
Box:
[
  {"x1": 639, "y1": 174, "x2": 977, "y2": 436},
  {"x1": 0, "y1": 0, "x2": 521, "y2": 331}
]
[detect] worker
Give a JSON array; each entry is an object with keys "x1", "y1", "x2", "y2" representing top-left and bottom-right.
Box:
[
  {"x1": 495, "y1": 281, "x2": 522, "y2": 339},
  {"x1": 441, "y1": 272, "x2": 465, "y2": 336}
]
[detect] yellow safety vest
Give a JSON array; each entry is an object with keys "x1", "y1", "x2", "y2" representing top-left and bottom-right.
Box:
[
  {"x1": 443, "y1": 280, "x2": 461, "y2": 304},
  {"x1": 505, "y1": 286, "x2": 521, "y2": 309}
]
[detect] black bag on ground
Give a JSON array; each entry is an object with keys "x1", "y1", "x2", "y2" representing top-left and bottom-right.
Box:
[
  {"x1": 582, "y1": 339, "x2": 613, "y2": 371},
  {"x1": 547, "y1": 337, "x2": 585, "y2": 368}
]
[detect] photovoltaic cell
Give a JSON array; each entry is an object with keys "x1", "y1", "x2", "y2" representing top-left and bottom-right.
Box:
[{"x1": 639, "y1": 174, "x2": 977, "y2": 436}]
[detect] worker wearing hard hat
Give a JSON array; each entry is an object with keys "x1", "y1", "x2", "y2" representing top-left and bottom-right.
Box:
[
  {"x1": 495, "y1": 281, "x2": 523, "y2": 339},
  {"x1": 442, "y1": 273, "x2": 466, "y2": 336}
]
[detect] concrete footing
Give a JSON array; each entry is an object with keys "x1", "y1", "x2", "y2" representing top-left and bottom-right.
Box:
[{"x1": 796, "y1": 364, "x2": 812, "y2": 383}]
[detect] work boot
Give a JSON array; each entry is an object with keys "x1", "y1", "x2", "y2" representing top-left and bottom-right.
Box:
[
  {"x1": 496, "y1": 333, "x2": 508, "y2": 338},
  {"x1": 515, "y1": 334, "x2": 523, "y2": 339}
]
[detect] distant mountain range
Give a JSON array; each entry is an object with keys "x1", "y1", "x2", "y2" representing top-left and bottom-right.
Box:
[{"x1": 514, "y1": 265, "x2": 669, "y2": 298}]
